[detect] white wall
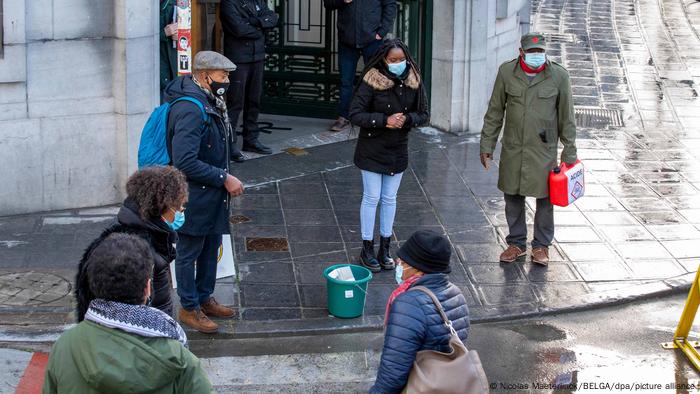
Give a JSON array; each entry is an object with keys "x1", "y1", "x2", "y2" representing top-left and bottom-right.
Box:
[
  {"x1": 0, "y1": 0, "x2": 157, "y2": 215},
  {"x1": 430, "y1": 0, "x2": 527, "y2": 134}
]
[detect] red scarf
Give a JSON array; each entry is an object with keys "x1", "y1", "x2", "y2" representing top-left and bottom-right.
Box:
[
  {"x1": 384, "y1": 274, "x2": 423, "y2": 325},
  {"x1": 519, "y1": 56, "x2": 546, "y2": 74}
]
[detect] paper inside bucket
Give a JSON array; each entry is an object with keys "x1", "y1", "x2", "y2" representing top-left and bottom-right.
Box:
[{"x1": 328, "y1": 266, "x2": 356, "y2": 282}]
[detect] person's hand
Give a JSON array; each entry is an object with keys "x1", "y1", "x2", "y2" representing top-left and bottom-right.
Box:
[
  {"x1": 164, "y1": 23, "x2": 178, "y2": 37},
  {"x1": 375, "y1": 33, "x2": 382, "y2": 40},
  {"x1": 224, "y1": 174, "x2": 244, "y2": 197},
  {"x1": 480, "y1": 152, "x2": 493, "y2": 170},
  {"x1": 344, "y1": 0, "x2": 353, "y2": 3},
  {"x1": 562, "y1": 155, "x2": 577, "y2": 167},
  {"x1": 386, "y1": 113, "x2": 405, "y2": 129}
]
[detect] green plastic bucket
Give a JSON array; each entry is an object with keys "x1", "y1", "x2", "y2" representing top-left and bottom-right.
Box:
[{"x1": 324, "y1": 264, "x2": 373, "y2": 318}]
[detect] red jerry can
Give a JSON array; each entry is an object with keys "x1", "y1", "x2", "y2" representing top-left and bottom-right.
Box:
[{"x1": 549, "y1": 160, "x2": 585, "y2": 207}]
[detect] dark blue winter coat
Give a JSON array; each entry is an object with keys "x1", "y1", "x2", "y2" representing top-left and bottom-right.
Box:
[
  {"x1": 371, "y1": 274, "x2": 470, "y2": 394},
  {"x1": 163, "y1": 76, "x2": 231, "y2": 236}
]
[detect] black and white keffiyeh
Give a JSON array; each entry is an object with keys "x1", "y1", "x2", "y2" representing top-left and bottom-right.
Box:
[{"x1": 85, "y1": 299, "x2": 188, "y2": 347}]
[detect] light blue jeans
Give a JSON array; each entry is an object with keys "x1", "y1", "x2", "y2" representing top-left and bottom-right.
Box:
[{"x1": 360, "y1": 170, "x2": 404, "y2": 240}]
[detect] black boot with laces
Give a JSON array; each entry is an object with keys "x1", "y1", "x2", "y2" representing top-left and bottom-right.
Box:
[
  {"x1": 377, "y1": 236, "x2": 395, "y2": 270},
  {"x1": 360, "y1": 240, "x2": 381, "y2": 273}
]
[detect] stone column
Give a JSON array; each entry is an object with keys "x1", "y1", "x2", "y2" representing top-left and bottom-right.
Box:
[
  {"x1": 430, "y1": 0, "x2": 526, "y2": 134},
  {"x1": 113, "y1": 0, "x2": 159, "y2": 184}
]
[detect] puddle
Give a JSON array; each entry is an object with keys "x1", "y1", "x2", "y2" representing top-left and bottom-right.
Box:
[{"x1": 509, "y1": 322, "x2": 568, "y2": 342}]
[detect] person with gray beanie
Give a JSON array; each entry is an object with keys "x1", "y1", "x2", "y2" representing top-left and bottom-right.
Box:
[{"x1": 371, "y1": 230, "x2": 470, "y2": 393}]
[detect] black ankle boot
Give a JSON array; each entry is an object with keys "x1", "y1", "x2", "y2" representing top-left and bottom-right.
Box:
[
  {"x1": 360, "y1": 240, "x2": 381, "y2": 273},
  {"x1": 377, "y1": 236, "x2": 395, "y2": 270}
]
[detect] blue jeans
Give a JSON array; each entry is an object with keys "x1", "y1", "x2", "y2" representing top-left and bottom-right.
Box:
[
  {"x1": 175, "y1": 233, "x2": 222, "y2": 310},
  {"x1": 338, "y1": 40, "x2": 382, "y2": 118},
  {"x1": 360, "y1": 170, "x2": 404, "y2": 240}
]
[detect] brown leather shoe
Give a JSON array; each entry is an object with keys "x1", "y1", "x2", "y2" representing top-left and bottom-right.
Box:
[
  {"x1": 179, "y1": 308, "x2": 218, "y2": 334},
  {"x1": 201, "y1": 297, "x2": 235, "y2": 318},
  {"x1": 532, "y1": 247, "x2": 550, "y2": 266},
  {"x1": 329, "y1": 116, "x2": 350, "y2": 132},
  {"x1": 499, "y1": 245, "x2": 526, "y2": 263}
]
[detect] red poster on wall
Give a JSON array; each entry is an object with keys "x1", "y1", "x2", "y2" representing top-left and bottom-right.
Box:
[{"x1": 176, "y1": 0, "x2": 192, "y2": 75}]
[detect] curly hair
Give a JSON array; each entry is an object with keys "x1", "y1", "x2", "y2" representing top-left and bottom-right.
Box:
[
  {"x1": 126, "y1": 166, "x2": 188, "y2": 219},
  {"x1": 87, "y1": 233, "x2": 155, "y2": 305}
]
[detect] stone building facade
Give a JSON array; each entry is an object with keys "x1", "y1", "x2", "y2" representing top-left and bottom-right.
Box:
[{"x1": 0, "y1": 0, "x2": 528, "y2": 215}]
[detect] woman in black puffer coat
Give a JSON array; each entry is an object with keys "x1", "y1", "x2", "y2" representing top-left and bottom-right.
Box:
[
  {"x1": 349, "y1": 38, "x2": 429, "y2": 274},
  {"x1": 371, "y1": 230, "x2": 470, "y2": 393},
  {"x1": 75, "y1": 166, "x2": 188, "y2": 321}
]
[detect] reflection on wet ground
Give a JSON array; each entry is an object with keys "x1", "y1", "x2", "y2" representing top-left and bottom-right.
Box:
[
  {"x1": 221, "y1": 0, "x2": 700, "y2": 323},
  {"x1": 476, "y1": 295, "x2": 700, "y2": 393}
]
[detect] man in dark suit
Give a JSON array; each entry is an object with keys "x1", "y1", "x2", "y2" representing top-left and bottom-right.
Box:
[
  {"x1": 164, "y1": 51, "x2": 245, "y2": 333},
  {"x1": 324, "y1": 0, "x2": 397, "y2": 132},
  {"x1": 221, "y1": 0, "x2": 279, "y2": 161}
]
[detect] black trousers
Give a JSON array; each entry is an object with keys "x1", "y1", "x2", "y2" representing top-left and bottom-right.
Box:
[{"x1": 226, "y1": 60, "x2": 264, "y2": 150}]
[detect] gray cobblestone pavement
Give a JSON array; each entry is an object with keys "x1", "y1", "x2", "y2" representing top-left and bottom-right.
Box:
[{"x1": 1, "y1": 0, "x2": 700, "y2": 338}]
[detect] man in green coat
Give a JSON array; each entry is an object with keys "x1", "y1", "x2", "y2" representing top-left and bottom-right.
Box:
[
  {"x1": 43, "y1": 233, "x2": 212, "y2": 393},
  {"x1": 480, "y1": 32, "x2": 577, "y2": 266}
]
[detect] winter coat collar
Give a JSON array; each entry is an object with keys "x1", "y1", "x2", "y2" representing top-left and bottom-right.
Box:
[
  {"x1": 362, "y1": 66, "x2": 421, "y2": 91},
  {"x1": 117, "y1": 198, "x2": 176, "y2": 261}
]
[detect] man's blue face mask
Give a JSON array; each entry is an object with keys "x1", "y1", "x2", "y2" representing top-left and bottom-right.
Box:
[{"x1": 524, "y1": 52, "x2": 546, "y2": 68}]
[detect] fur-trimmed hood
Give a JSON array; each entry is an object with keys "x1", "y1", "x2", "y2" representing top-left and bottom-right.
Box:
[{"x1": 362, "y1": 66, "x2": 421, "y2": 91}]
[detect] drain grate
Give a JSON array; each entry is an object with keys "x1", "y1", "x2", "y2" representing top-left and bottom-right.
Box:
[
  {"x1": 545, "y1": 33, "x2": 576, "y2": 43},
  {"x1": 245, "y1": 237, "x2": 289, "y2": 252},
  {"x1": 230, "y1": 215, "x2": 251, "y2": 224},
  {"x1": 575, "y1": 107, "x2": 624, "y2": 128}
]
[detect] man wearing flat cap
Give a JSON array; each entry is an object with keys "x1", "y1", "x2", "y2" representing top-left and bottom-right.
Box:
[
  {"x1": 480, "y1": 32, "x2": 577, "y2": 266},
  {"x1": 163, "y1": 51, "x2": 245, "y2": 333}
]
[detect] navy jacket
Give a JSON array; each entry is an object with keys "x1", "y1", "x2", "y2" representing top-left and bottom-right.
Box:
[
  {"x1": 371, "y1": 274, "x2": 470, "y2": 394},
  {"x1": 221, "y1": 0, "x2": 278, "y2": 63},
  {"x1": 164, "y1": 76, "x2": 231, "y2": 236},
  {"x1": 323, "y1": 0, "x2": 396, "y2": 48}
]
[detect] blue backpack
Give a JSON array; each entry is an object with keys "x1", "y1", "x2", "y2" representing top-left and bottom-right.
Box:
[{"x1": 137, "y1": 96, "x2": 209, "y2": 169}]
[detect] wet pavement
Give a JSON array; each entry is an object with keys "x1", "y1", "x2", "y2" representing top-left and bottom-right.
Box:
[{"x1": 2, "y1": 0, "x2": 700, "y2": 337}]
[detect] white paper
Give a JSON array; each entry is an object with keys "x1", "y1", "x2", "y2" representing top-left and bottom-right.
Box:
[
  {"x1": 170, "y1": 234, "x2": 236, "y2": 288},
  {"x1": 329, "y1": 266, "x2": 356, "y2": 282}
]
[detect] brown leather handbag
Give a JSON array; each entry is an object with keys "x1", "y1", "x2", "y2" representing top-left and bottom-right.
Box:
[{"x1": 402, "y1": 286, "x2": 489, "y2": 394}]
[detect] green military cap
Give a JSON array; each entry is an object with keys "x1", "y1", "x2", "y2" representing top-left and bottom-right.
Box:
[{"x1": 521, "y1": 32, "x2": 546, "y2": 50}]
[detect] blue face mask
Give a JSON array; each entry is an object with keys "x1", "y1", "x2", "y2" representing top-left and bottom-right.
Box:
[
  {"x1": 164, "y1": 209, "x2": 185, "y2": 231},
  {"x1": 395, "y1": 263, "x2": 404, "y2": 285},
  {"x1": 524, "y1": 53, "x2": 546, "y2": 68},
  {"x1": 387, "y1": 60, "x2": 407, "y2": 77}
]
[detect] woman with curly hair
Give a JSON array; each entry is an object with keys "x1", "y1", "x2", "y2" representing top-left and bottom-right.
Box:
[{"x1": 76, "y1": 166, "x2": 188, "y2": 321}]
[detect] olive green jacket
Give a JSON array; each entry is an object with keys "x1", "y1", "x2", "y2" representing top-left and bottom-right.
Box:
[
  {"x1": 43, "y1": 321, "x2": 212, "y2": 393},
  {"x1": 480, "y1": 58, "x2": 577, "y2": 198}
]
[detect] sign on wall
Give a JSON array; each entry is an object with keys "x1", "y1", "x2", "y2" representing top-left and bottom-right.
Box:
[{"x1": 176, "y1": 0, "x2": 192, "y2": 75}]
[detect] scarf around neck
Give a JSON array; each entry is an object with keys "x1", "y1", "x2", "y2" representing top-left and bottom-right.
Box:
[
  {"x1": 192, "y1": 75, "x2": 233, "y2": 134},
  {"x1": 384, "y1": 274, "x2": 423, "y2": 325},
  {"x1": 85, "y1": 299, "x2": 188, "y2": 347}
]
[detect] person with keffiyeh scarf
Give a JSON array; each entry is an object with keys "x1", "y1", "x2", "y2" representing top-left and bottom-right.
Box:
[
  {"x1": 44, "y1": 233, "x2": 212, "y2": 393},
  {"x1": 371, "y1": 230, "x2": 470, "y2": 393}
]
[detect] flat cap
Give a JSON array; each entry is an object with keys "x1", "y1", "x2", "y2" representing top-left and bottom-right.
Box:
[
  {"x1": 193, "y1": 51, "x2": 237, "y2": 72},
  {"x1": 521, "y1": 32, "x2": 546, "y2": 51}
]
